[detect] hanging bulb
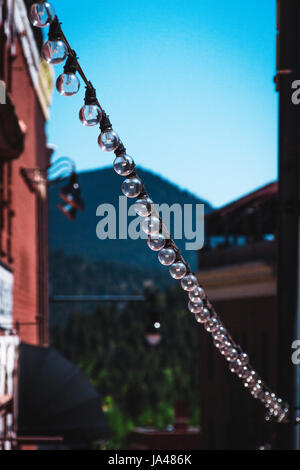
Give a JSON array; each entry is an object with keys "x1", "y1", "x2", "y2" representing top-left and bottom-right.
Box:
[
  {"x1": 42, "y1": 40, "x2": 67, "y2": 64},
  {"x1": 181, "y1": 273, "x2": 198, "y2": 291},
  {"x1": 224, "y1": 346, "x2": 238, "y2": 363},
  {"x1": 56, "y1": 73, "x2": 80, "y2": 96},
  {"x1": 79, "y1": 105, "x2": 102, "y2": 127},
  {"x1": 237, "y1": 365, "x2": 251, "y2": 380},
  {"x1": 204, "y1": 317, "x2": 220, "y2": 333},
  {"x1": 98, "y1": 129, "x2": 120, "y2": 152},
  {"x1": 133, "y1": 197, "x2": 153, "y2": 217},
  {"x1": 79, "y1": 84, "x2": 102, "y2": 126},
  {"x1": 189, "y1": 286, "x2": 205, "y2": 303},
  {"x1": 194, "y1": 307, "x2": 211, "y2": 323},
  {"x1": 229, "y1": 361, "x2": 240, "y2": 375},
  {"x1": 30, "y1": 2, "x2": 55, "y2": 28},
  {"x1": 142, "y1": 216, "x2": 160, "y2": 234},
  {"x1": 169, "y1": 262, "x2": 187, "y2": 280},
  {"x1": 213, "y1": 333, "x2": 228, "y2": 350},
  {"x1": 158, "y1": 247, "x2": 176, "y2": 266},
  {"x1": 121, "y1": 176, "x2": 142, "y2": 198},
  {"x1": 237, "y1": 352, "x2": 249, "y2": 366},
  {"x1": 147, "y1": 234, "x2": 165, "y2": 251},
  {"x1": 188, "y1": 301, "x2": 203, "y2": 315},
  {"x1": 212, "y1": 325, "x2": 227, "y2": 339},
  {"x1": 56, "y1": 55, "x2": 80, "y2": 97},
  {"x1": 113, "y1": 154, "x2": 135, "y2": 176}
]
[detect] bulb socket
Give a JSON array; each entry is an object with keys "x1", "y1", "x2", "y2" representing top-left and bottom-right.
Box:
[
  {"x1": 48, "y1": 17, "x2": 62, "y2": 41},
  {"x1": 114, "y1": 142, "x2": 127, "y2": 157},
  {"x1": 100, "y1": 113, "x2": 113, "y2": 132},
  {"x1": 64, "y1": 53, "x2": 78, "y2": 74},
  {"x1": 84, "y1": 83, "x2": 98, "y2": 105}
]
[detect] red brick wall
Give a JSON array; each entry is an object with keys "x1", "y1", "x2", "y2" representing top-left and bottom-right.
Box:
[{"x1": 1, "y1": 37, "x2": 49, "y2": 345}]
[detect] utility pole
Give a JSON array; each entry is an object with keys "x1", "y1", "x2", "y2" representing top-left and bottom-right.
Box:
[{"x1": 276, "y1": 0, "x2": 300, "y2": 450}]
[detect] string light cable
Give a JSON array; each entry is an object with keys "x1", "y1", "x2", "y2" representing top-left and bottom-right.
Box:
[{"x1": 28, "y1": 1, "x2": 289, "y2": 424}]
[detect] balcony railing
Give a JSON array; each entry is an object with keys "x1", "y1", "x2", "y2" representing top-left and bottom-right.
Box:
[{"x1": 198, "y1": 240, "x2": 277, "y2": 270}]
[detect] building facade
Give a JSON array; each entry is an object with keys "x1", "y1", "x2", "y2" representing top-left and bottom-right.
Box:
[
  {"x1": 198, "y1": 182, "x2": 279, "y2": 449},
  {"x1": 0, "y1": 0, "x2": 52, "y2": 345}
]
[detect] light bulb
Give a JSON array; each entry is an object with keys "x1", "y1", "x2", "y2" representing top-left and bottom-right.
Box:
[
  {"x1": 229, "y1": 361, "x2": 240, "y2": 374},
  {"x1": 212, "y1": 326, "x2": 227, "y2": 339},
  {"x1": 133, "y1": 197, "x2": 153, "y2": 217},
  {"x1": 251, "y1": 383, "x2": 263, "y2": 399},
  {"x1": 169, "y1": 262, "x2": 187, "y2": 280},
  {"x1": 219, "y1": 340, "x2": 232, "y2": 356},
  {"x1": 237, "y1": 365, "x2": 251, "y2": 380},
  {"x1": 113, "y1": 154, "x2": 135, "y2": 176},
  {"x1": 147, "y1": 234, "x2": 165, "y2": 251},
  {"x1": 224, "y1": 347, "x2": 238, "y2": 362},
  {"x1": 237, "y1": 352, "x2": 249, "y2": 366},
  {"x1": 56, "y1": 73, "x2": 80, "y2": 96},
  {"x1": 204, "y1": 317, "x2": 220, "y2": 333},
  {"x1": 213, "y1": 333, "x2": 228, "y2": 349},
  {"x1": 188, "y1": 301, "x2": 203, "y2": 315},
  {"x1": 30, "y1": 2, "x2": 55, "y2": 28},
  {"x1": 194, "y1": 307, "x2": 211, "y2": 323},
  {"x1": 158, "y1": 248, "x2": 176, "y2": 266},
  {"x1": 244, "y1": 370, "x2": 258, "y2": 386},
  {"x1": 98, "y1": 129, "x2": 120, "y2": 152},
  {"x1": 79, "y1": 105, "x2": 102, "y2": 127},
  {"x1": 121, "y1": 177, "x2": 142, "y2": 198},
  {"x1": 142, "y1": 216, "x2": 160, "y2": 234},
  {"x1": 189, "y1": 286, "x2": 205, "y2": 303},
  {"x1": 181, "y1": 273, "x2": 198, "y2": 291},
  {"x1": 42, "y1": 40, "x2": 67, "y2": 64}
]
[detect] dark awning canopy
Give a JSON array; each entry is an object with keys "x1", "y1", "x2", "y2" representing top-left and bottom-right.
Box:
[{"x1": 17, "y1": 343, "x2": 109, "y2": 444}]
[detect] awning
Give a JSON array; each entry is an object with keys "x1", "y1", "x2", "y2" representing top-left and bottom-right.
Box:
[{"x1": 17, "y1": 343, "x2": 110, "y2": 444}]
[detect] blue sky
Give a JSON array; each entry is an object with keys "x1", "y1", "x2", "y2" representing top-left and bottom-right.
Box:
[{"x1": 47, "y1": 0, "x2": 277, "y2": 208}]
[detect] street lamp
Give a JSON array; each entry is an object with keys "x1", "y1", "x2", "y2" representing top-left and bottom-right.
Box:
[{"x1": 20, "y1": 157, "x2": 85, "y2": 220}]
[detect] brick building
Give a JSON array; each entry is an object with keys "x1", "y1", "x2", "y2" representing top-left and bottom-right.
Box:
[
  {"x1": 0, "y1": 0, "x2": 52, "y2": 345},
  {"x1": 198, "y1": 182, "x2": 279, "y2": 449}
]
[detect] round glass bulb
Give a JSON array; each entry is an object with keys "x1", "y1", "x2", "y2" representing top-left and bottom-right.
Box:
[
  {"x1": 56, "y1": 73, "x2": 80, "y2": 97},
  {"x1": 169, "y1": 262, "x2": 187, "y2": 280},
  {"x1": 42, "y1": 40, "x2": 67, "y2": 64},
  {"x1": 98, "y1": 129, "x2": 120, "y2": 152},
  {"x1": 237, "y1": 352, "x2": 249, "y2": 366},
  {"x1": 147, "y1": 234, "x2": 165, "y2": 251},
  {"x1": 158, "y1": 248, "x2": 176, "y2": 266},
  {"x1": 229, "y1": 361, "x2": 240, "y2": 374},
  {"x1": 194, "y1": 307, "x2": 210, "y2": 323},
  {"x1": 142, "y1": 216, "x2": 160, "y2": 235},
  {"x1": 213, "y1": 333, "x2": 228, "y2": 349},
  {"x1": 133, "y1": 197, "x2": 153, "y2": 217},
  {"x1": 204, "y1": 317, "x2": 220, "y2": 333},
  {"x1": 79, "y1": 105, "x2": 102, "y2": 127},
  {"x1": 189, "y1": 286, "x2": 205, "y2": 303},
  {"x1": 188, "y1": 301, "x2": 203, "y2": 315},
  {"x1": 181, "y1": 273, "x2": 198, "y2": 291},
  {"x1": 113, "y1": 154, "x2": 135, "y2": 176},
  {"x1": 224, "y1": 347, "x2": 238, "y2": 363},
  {"x1": 121, "y1": 177, "x2": 142, "y2": 198},
  {"x1": 30, "y1": 2, "x2": 55, "y2": 28}
]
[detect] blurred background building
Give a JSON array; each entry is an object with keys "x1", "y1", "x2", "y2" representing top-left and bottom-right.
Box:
[{"x1": 198, "y1": 182, "x2": 278, "y2": 449}]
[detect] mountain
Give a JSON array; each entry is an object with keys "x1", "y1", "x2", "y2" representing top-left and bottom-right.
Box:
[{"x1": 48, "y1": 166, "x2": 212, "y2": 274}]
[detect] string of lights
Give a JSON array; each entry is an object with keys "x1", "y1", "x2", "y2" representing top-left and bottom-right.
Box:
[{"x1": 29, "y1": 1, "x2": 289, "y2": 423}]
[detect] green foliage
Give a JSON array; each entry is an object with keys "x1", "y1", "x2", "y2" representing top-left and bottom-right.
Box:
[{"x1": 51, "y1": 286, "x2": 200, "y2": 449}]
